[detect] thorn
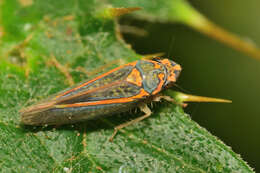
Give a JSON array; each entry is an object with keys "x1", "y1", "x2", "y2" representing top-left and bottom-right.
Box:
[
  {"x1": 109, "y1": 7, "x2": 142, "y2": 17},
  {"x1": 99, "y1": 7, "x2": 142, "y2": 19},
  {"x1": 176, "y1": 92, "x2": 232, "y2": 103},
  {"x1": 142, "y1": 52, "x2": 165, "y2": 60}
]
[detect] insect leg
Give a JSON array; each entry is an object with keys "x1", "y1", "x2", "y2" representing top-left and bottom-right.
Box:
[{"x1": 109, "y1": 103, "x2": 152, "y2": 142}]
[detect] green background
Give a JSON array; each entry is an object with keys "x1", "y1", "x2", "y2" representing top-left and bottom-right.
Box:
[{"x1": 121, "y1": 0, "x2": 260, "y2": 171}]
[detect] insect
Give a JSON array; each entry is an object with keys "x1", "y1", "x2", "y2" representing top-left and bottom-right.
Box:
[{"x1": 20, "y1": 58, "x2": 182, "y2": 140}]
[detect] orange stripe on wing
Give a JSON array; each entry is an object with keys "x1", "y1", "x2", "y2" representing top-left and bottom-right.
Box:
[
  {"x1": 55, "y1": 89, "x2": 150, "y2": 108},
  {"x1": 54, "y1": 61, "x2": 138, "y2": 99}
]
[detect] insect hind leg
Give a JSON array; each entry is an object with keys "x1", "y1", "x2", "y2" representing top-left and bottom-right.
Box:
[{"x1": 109, "y1": 103, "x2": 152, "y2": 142}]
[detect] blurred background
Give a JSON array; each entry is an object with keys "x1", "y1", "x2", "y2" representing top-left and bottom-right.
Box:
[{"x1": 120, "y1": 0, "x2": 260, "y2": 171}]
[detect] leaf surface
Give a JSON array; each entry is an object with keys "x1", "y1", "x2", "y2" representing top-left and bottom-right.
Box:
[{"x1": 0, "y1": 0, "x2": 253, "y2": 172}]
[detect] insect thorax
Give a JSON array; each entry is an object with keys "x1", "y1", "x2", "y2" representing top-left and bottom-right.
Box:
[{"x1": 135, "y1": 60, "x2": 166, "y2": 94}]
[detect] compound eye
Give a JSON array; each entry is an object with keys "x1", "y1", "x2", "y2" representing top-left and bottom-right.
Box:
[
  {"x1": 170, "y1": 61, "x2": 177, "y2": 67},
  {"x1": 174, "y1": 69, "x2": 181, "y2": 79}
]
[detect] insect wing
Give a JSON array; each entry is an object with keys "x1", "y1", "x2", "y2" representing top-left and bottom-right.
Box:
[
  {"x1": 21, "y1": 62, "x2": 150, "y2": 125},
  {"x1": 54, "y1": 64, "x2": 135, "y2": 101},
  {"x1": 57, "y1": 81, "x2": 143, "y2": 106}
]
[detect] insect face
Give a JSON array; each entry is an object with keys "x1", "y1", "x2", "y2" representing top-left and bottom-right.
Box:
[{"x1": 159, "y1": 59, "x2": 182, "y2": 86}]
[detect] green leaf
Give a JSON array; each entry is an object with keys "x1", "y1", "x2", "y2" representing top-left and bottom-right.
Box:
[
  {"x1": 110, "y1": 0, "x2": 260, "y2": 61},
  {"x1": 0, "y1": 0, "x2": 254, "y2": 172}
]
